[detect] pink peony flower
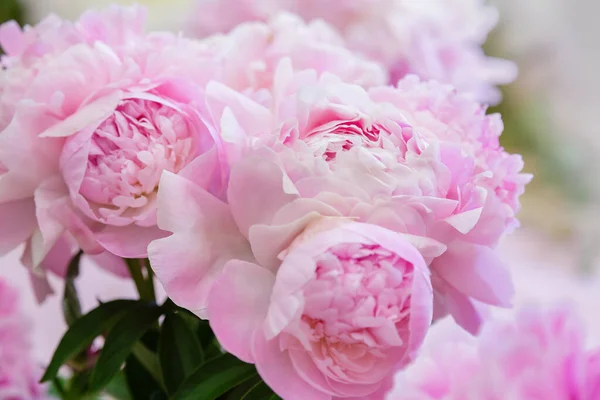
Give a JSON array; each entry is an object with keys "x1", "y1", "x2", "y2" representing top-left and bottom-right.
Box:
[
  {"x1": 208, "y1": 220, "x2": 432, "y2": 400},
  {"x1": 148, "y1": 171, "x2": 432, "y2": 400},
  {"x1": 387, "y1": 305, "x2": 600, "y2": 400},
  {"x1": 154, "y1": 67, "x2": 529, "y2": 333},
  {"x1": 189, "y1": 0, "x2": 516, "y2": 104},
  {"x1": 0, "y1": 5, "x2": 224, "y2": 276},
  {"x1": 197, "y1": 12, "x2": 386, "y2": 91},
  {"x1": 0, "y1": 278, "x2": 47, "y2": 399}
]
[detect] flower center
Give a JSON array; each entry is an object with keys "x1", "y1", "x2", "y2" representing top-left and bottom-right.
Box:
[
  {"x1": 79, "y1": 98, "x2": 197, "y2": 225},
  {"x1": 300, "y1": 243, "x2": 414, "y2": 381}
]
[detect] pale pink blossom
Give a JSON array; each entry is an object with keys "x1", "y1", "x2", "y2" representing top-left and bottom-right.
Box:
[
  {"x1": 0, "y1": 5, "x2": 224, "y2": 282},
  {"x1": 208, "y1": 221, "x2": 432, "y2": 400},
  {"x1": 387, "y1": 306, "x2": 600, "y2": 400},
  {"x1": 0, "y1": 278, "x2": 47, "y2": 399},
  {"x1": 148, "y1": 172, "x2": 433, "y2": 400},
  {"x1": 189, "y1": 0, "x2": 516, "y2": 103},
  {"x1": 149, "y1": 68, "x2": 528, "y2": 338},
  {"x1": 198, "y1": 12, "x2": 386, "y2": 91}
]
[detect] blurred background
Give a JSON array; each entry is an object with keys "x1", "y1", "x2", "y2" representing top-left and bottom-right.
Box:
[{"x1": 1, "y1": 0, "x2": 599, "y2": 360}]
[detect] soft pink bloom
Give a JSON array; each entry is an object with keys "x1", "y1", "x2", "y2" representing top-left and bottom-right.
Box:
[
  {"x1": 0, "y1": 5, "x2": 224, "y2": 284},
  {"x1": 153, "y1": 68, "x2": 528, "y2": 332},
  {"x1": 207, "y1": 221, "x2": 432, "y2": 400},
  {"x1": 0, "y1": 278, "x2": 47, "y2": 399},
  {"x1": 198, "y1": 12, "x2": 386, "y2": 91},
  {"x1": 189, "y1": 0, "x2": 516, "y2": 104},
  {"x1": 387, "y1": 305, "x2": 600, "y2": 400},
  {"x1": 149, "y1": 177, "x2": 432, "y2": 400}
]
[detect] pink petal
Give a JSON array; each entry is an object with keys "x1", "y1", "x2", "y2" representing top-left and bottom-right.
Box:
[
  {"x1": 228, "y1": 148, "x2": 299, "y2": 236},
  {"x1": 433, "y1": 241, "x2": 514, "y2": 307},
  {"x1": 249, "y1": 212, "x2": 321, "y2": 271},
  {"x1": 39, "y1": 91, "x2": 122, "y2": 138},
  {"x1": 207, "y1": 260, "x2": 275, "y2": 363},
  {"x1": 87, "y1": 251, "x2": 129, "y2": 278},
  {"x1": 0, "y1": 100, "x2": 62, "y2": 203},
  {"x1": 436, "y1": 280, "x2": 488, "y2": 335},
  {"x1": 95, "y1": 224, "x2": 168, "y2": 258},
  {"x1": 252, "y1": 332, "x2": 330, "y2": 400},
  {"x1": 147, "y1": 171, "x2": 252, "y2": 317},
  {"x1": 0, "y1": 198, "x2": 36, "y2": 255}
]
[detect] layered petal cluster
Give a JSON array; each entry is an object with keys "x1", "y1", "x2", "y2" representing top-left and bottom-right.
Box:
[
  {"x1": 165, "y1": 66, "x2": 529, "y2": 332},
  {"x1": 0, "y1": 6, "x2": 387, "y2": 297},
  {"x1": 387, "y1": 305, "x2": 600, "y2": 400},
  {"x1": 189, "y1": 0, "x2": 516, "y2": 103},
  {"x1": 198, "y1": 12, "x2": 386, "y2": 91},
  {"x1": 0, "y1": 279, "x2": 48, "y2": 399},
  {"x1": 0, "y1": 5, "x2": 225, "y2": 297},
  {"x1": 149, "y1": 63, "x2": 528, "y2": 397}
]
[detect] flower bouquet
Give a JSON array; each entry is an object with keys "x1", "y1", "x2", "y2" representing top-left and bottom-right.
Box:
[{"x1": 0, "y1": 2, "x2": 597, "y2": 400}]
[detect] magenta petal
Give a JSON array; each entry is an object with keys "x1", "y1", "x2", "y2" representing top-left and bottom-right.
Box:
[
  {"x1": 433, "y1": 241, "x2": 514, "y2": 307},
  {"x1": 252, "y1": 332, "x2": 331, "y2": 400},
  {"x1": 207, "y1": 260, "x2": 275, "y2": 363}
]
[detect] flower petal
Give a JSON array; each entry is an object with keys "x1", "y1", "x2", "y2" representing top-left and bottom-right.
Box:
[
  {"x1": 148, "y1": 171, "x2": 252, "y2": 317},
  {"x1": 207, "y1": 260, "x2": 275, "y2": 363}
]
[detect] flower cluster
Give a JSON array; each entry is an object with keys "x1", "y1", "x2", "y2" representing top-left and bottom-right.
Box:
[
  {"x1": 0, "y1": 4, "x2": 530, "y2": 399},
  {"x1": 387, "y1": 305, "x2": 600, "y2": 400},
  {"x1": 0, "y1": 279, "x2": 47, "y2": 399},
  {"x1": 189, "y1": 0, "x2": 517, "y2": 104}
]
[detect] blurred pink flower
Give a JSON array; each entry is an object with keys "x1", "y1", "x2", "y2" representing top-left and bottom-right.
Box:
[
  {"x1": 0, "y1": 5, "x2": 224, "y2": 288},
  {"x1": 387, "y1": 305, "x2": 600, "y2": 400},
  {"x1": 0, "y1": 278, "x2": 47, "y2": 399},
  {"x1": 189, "y1": 0, "x2": 516, "y2": 104},
  {"x1": 198, "y1": 12, "x2": 386, "y2": 91}
]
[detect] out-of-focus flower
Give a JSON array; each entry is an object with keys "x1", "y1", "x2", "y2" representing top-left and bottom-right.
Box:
[
  {"x1": 190, "y1": 0, "x2": 517, "y2": 104},
  {"x1": 0, "y1": 278, "x2": 48, "y2": 399},
  {"x1": 386, "y1": 305, "x2": 600, "y2": 400},
  {"x1": 198, "y1": 12, "x2": 386, "y2": 91}
]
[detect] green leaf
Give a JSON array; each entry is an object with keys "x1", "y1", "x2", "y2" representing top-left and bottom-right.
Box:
[
  {"x1": 89, "y1": 303, "x2": 163, "y2": 392},
  {"x1": 41, "y1": 300, "x2": 141, "y2": 382},
  {"x1": 159, "y1": 313, "x2": 204, "y2": 394},
  {"x1": 125, "y1": 352, "x2": 167, "y2": 400},
  {"x1": 132, "y1": 342, "x2": 164, "y2": 390},
  {"x1": 240, "y1": 380, "x2": 280, "y2": 400},
  {"x1": 172, "y1": 354, "x2": 257, "y2": 400},
  {"x1": 62, "y1": 252, "x2": 83, "y2": 326},
  {"x1": 104, "y1": 371, "x2": 133, "y2": 400}
]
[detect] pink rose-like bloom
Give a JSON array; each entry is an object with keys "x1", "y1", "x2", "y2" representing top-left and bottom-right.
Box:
[
  {"x1": 209, "y1": 221, "x2": 432, "y2": 400},
  {"x1": 0, "y1": 5, "x2": 225, "y2": 279},
  {"x1": 190, "y1": 0, "x2": 516, "y2": 104},
  {"x1": 159, "y1": 66, "x2": 529, "y2": 333},
  {"x1": 148, "y1": 170, "x2": 432, "y2": 400},
  {"x1": 0, "y1": 279, "x2": 47, "y2": 399},
  {"x1": 387, "y1": 305, "x2": 600, "y2": 400}
]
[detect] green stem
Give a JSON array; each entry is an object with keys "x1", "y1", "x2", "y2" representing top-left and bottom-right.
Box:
[
  {"x1": 126, "y1": 259, "x2": 153, "y2": 301},
  {"x1": 52, "y1": 377, "x2": 67, "y2": 399},
  {"x1": 143, "y1": 258, "x2": 156, "y2": 303}
]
